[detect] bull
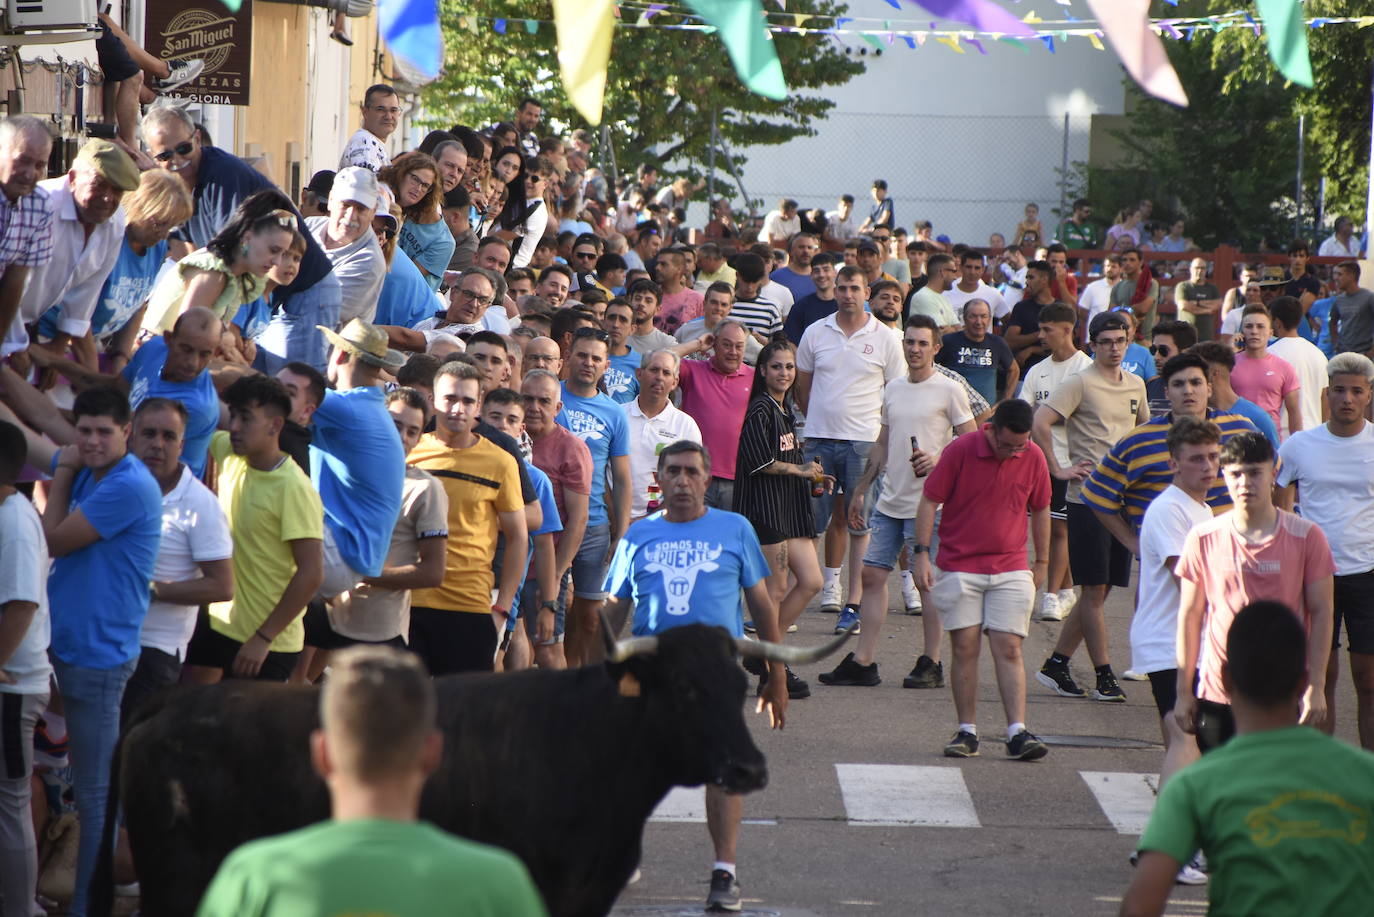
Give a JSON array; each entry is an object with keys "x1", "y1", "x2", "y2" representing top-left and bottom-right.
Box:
[{"x1": 93, "y1": 623, "x2": 853, "y2": 917}]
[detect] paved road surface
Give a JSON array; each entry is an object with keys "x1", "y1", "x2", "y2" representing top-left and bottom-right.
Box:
[{"x1": 612, "y1": 572, "x2": 1359, "y2": 917}]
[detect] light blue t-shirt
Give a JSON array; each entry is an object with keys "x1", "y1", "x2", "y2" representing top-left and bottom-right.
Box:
[
  {"x1": 121, "y1": 336, "x2": 220, "y2": 478},
  {"x1": 37, "y1": 238, "x2": 168, "y2": 343},
  {"x1": 1122, "y1": 342, "x2": 1157, "y2": 382},
  {"x1": 309, "y1": 387, "x2": 406, "y2": 576},
  {"x1": 47, "y1": 452, "x2": 162, "y2": 668},
  {"x1": 528, "y1": 464, "x2": 562, "y2": 539},
  {"x1": 1229, "y1": 396, "x2": 1280, "y2": 450},
  {"x1": 374, "y1": 249, "x2": 436, "y2": 328},
  {"x1": 397, "y1": 219, "x2": 455, "y2": 291},
  {"x1": 605, "y1": 349, "x2": 641, "y2": 404},
  {"x1": 605, "y1": 508, "x2": 770, "y2": 637},
  {"x1": 555, "y1": 384, "x2": 629, "y2": 528},
  {"x1": 232, "y1": 296, "x2": 272, "y2": 342},
  {"x1": 1310, "y1": 296, "x2": 1336, "y2": 356}
]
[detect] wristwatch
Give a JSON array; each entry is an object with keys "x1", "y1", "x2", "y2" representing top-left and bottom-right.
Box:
[
  {"x1": 540, "y1": 600, "x2": 559, "y2": 611},
  {"x1": 912, "y1": 544, "x2": 931, "y2": 554}
]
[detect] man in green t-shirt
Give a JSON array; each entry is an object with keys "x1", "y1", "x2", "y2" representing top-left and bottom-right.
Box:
[
  {"x1": 1056, "y1": 198, "x2": 1097, "y2": 251},
  {"x1": 1173, "y1": 257, "x2": 1222, "y2": 343},
  {"x1": 1121, "y1": 601, "x2": 1374, "y2": 917},
  {"x1": 196, "y1": 647, "x2": 546, "y2": 917}
]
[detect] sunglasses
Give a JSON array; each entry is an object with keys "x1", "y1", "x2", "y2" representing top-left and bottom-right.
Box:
[
  {"x1": 573, "y1": 250, "x2": 598, "y2": 259},
  {"x1": 572, "y1": 327, "x2": 610, "y2": 342},
  {"x1": 153, "y1": 140, "x2": 195, "y2": 162}
]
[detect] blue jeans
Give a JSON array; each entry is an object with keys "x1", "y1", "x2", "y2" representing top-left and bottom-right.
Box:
[
  {"x1": 254, "y1": 272, "x2": 343, "y2": 375},
  {"x1": 805, "y1": 437, "x2": 880, "y2": 536},
  {"x1": 50, "y1": 655, "x2": 136, "y2": 917}
]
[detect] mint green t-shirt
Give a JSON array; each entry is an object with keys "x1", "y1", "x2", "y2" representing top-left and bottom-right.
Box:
[
  {"x1": 1139, "y1": 727, "x2": 1374, "y2": 916},
  {"x1": 196, "y1": 818, "x2": 547, "y2": 917}
]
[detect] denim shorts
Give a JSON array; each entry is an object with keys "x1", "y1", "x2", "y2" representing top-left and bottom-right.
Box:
[
  {"x1": 571, "y1": 522, "x2": 611, "y2": 600},
  {"x1": 863, "y1": 509, "x2": 940, "y2": 570},
  {"x1": 521, "y1": 571, "x2": 569, "y2": 644},
  {"x1": 805, "y1": 437, "x2": 880, "y2": 536}
]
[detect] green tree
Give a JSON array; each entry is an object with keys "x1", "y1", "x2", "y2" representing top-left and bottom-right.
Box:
[{"x1": 424, "y1": 0, "x2": 863, "y2": 200}]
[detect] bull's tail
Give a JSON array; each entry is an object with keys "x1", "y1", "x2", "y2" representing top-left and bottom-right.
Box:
[{"x1": 86, "y1": 725, "x2": 124, "y2": 917}]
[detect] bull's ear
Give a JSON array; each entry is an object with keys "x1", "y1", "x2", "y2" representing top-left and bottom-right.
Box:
[{"x1": 617, "y1": 670, "x2": 642, "y2": 697}]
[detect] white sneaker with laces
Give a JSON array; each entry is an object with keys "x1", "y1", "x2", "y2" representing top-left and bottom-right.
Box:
[
  {"x1": 1122, "y1": 669, "x2": 1149, "y2": 681},
  {"x1": 1057, "y1": 588, "x2": 1078, "y2": 615},
  {"x1": 1175, "y1": 863, "x2": 1208, "y2": 885},
  {"x1": 156, "y1": 58, "x2": 205, "y2": 93},
  {"x1": 901, "y1": 582, "x2": 923, "y2": 614},
  {"x1": 1037, "y1": 592, "x2": 1063, "y2": 621},
  {"x1": 819, "y1": 581, "x2": 842, "y2": 612}
]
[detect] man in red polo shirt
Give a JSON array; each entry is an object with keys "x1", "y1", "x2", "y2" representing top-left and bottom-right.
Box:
[
  {"x1": 913, "y1": 398, "x2": 1052, "y2": 761},
  {"x1": 671, "y1": 320, "x2": 753, "y2": 510}
]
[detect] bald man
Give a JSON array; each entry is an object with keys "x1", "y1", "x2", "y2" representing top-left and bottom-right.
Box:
[{"x1": 522, "y1": 335, "x2": 563, "y2": 379}]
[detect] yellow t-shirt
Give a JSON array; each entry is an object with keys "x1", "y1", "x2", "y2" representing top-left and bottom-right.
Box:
[
  {"x1": 208, "y1": 432, "x2": 323, "y2": 652},
  {"x1": 408, "y1": 433, "x2": 523, "y2": 614}
]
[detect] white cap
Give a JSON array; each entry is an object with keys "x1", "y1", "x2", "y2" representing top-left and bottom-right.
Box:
[{"x1": 330, "y1": 166, "x2": 379, "y2": 210}]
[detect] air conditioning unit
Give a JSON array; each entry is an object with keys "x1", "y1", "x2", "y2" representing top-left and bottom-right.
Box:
[{"x1": 6, "y1": 0, "x2": 97, "y2": 32}]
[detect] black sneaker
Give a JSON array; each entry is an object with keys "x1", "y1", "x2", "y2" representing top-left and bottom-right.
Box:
[
  {"x1": 943, "y1": 729, "x2": 979, "y2": 758},
  {"x1": 1036, "y1": 658, "x2": 1086, "y2": 698},
  {"x1": 817, "y1": 652, "x2": 880, "y2": 687},
  {"x1": 1092, "y1": 670, "x2": 1128, "y2": 702},
  {"x1": 706, "y1": 868, "x2": 741, "y2": 912},
  {"x1": 785, "y1": 667, "x2": 811, "y2": 699},
  {"x1": 1006, "y1": 729, "x2": 1049, "y2": 761},
  {"x1": 902, "y1": 654, "x2": 944, "y2": 689}
]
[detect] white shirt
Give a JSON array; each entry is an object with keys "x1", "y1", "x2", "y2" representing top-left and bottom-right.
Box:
[
  {"x1": 141, "y1": 466, "x2": 234, "y2": 657},
  {"x1": 0, "y1": 493, "x2": 52, "y2": 695},
  {"x1": 875, "y1": 373, "x2": 973, "y2": 517},
  {"x1": 624, "y1": 398, "x2": 702, "y2": 518},
  {"x1": 339, "y1": 128, "x2": 390, "y2": 172},
  {"x1": 945, "y1": 280, "x2": 1010, "y2": 321},
  {"x1": 1078, "y1": 277, "x2": 1114, "y2": 343},
  {"x1": 761, "y1": 210, "x2": 800, "y2": 242},
  {"x1": 1318, "y1": 234, "x2": 1361, "y2": 258},
  {"x1": 18, "y1": 176, "x2": 126, "y2": 335},
  {"x1": 796, "y1": 313, "x2": 905, "y2": 442},
  {"x1": 1134, "y1": 485, "x2": 1214, "y2": 673},
  {"x1": 414, "y1": 304, "x2": 510, "y2": 340},
  {"x1": 826, "y1": 209, "x2": 856, "y2": 242},
  {"x1": 1019, "y1": 350, "x2": 1094, "y2": 466},
  {"x1": 1277, "y1": 422, "x2": 1374, "y2": 575},
  {"x1": 1269, "y1": 335, "x2": 1328, "y2": 438},
  {"x1": 760, "y1": 279, "x2": 795, "y2": 318}
]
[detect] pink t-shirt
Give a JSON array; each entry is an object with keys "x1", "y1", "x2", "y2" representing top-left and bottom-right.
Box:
[
  {"x1": 1176, "y1": 510, "x2": 1335, "y2": 704},
  {"x1": 1230, "y1": 352, "x2": 1299, "y2": 429},
  {"x1": 657, "y1": 289, "x2": 705, "y2": 335},
  {"x1": 678, "y1": 359, "x2": 752, "y2": 480},
  {"x1": 530, "y1": 425, "x2": 593, "y2": 538}
]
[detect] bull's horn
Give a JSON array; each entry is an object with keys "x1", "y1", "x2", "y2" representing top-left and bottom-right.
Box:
[
  {"x1": 735, "y1": 624, "x2": 857, "y2": 665},
  {"x1": 607, "y1": 636, "x2": 660, "y2": 663}
]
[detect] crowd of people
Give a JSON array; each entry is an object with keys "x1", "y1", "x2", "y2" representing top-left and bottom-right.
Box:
[{"x1": 0, "y1": 82, "x2": 1371, "y2": 915}]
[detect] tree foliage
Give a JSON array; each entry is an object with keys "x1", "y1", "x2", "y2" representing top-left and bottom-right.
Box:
[
  {"x1": 1097, "y1": 0, "x2": 1370, "y2": 248},
  {"x1": 423, "y1": 0, "x2": 864, "y2": 197}
]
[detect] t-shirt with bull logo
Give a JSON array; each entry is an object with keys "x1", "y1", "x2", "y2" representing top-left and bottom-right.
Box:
[
  {"x1": 604, "y1": 507, "x2": 770, "y2": 637},
  {"x1": 556, "y1": 384, "x2": 630, "y2": 527}
]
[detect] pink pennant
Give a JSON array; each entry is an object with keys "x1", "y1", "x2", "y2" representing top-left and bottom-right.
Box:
[{"x1": 1085, "y1": 0, "x2": 1188, "y2": 106}]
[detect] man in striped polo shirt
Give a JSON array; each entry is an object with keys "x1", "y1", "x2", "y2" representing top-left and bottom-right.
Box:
[{"x1": 1081, "y1": 351, "x2": 1258, "y2": 556}]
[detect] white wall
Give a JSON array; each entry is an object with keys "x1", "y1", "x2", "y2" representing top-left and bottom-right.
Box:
[{"x1": 720, "y1": 35, "x2": 1127, "y2": 245}]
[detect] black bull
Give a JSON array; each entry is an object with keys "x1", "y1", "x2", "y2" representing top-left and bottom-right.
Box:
[{"x1": 93, "y1": 624, "x2": 852, "y2": 917}]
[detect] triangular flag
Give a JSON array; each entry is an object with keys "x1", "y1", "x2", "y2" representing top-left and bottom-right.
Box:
[
  {"x1": 379, "y1": 0, "x2": 443, "y2": 79},
  {"x1": 553, "y1": 0, "x2": 615, "y2": 124},
  {"x1": 860, "y1": 32, "x2": 886, "y2": 51},
  {"x1": 902, "y1": 0, "x2": 1035, "y2": 39},
  {"x1": 494, "y1": 18, "x2": 506, "y2": 33},
  {"x1": 998, "y1": 36, "x2": 1029, "y2": 51},
  {"x1": 1039, "y1": 34, "x2": 1055, "y2": 52},
  {"x1": 935, "y1": 35, "x2": 964, "y2": 53},
  {"x1": 793, "y1": 14, "x2": 810, "y2": 28},
  {"x1": 217, "y1": 0, "x2": 242, "y2": 10},
  {"x1": 901, "y1": 35, "x2": 916, "y2": 48},
  {"x1": 1023, "y1": 10, "x2": 1041, "y2": 24},
  {"x1": 1254, "y1": 0, "x2": 1314, "y2": 87},
  {"x1": 685, "y1": 0, "x2": 787, "y2": 100},
  {"x1": 964, "y1": 36, "x2": 986, "y2": 54},
  {"x1": 1088, "y1": 31, "x2": 1104, "y2": 50},
  {"x1": 1085, "y1": 0, "x2": 1188, "y2": 106},
  {"x1": 524, "y1": 19, "x2": 538, "y2": 34}
]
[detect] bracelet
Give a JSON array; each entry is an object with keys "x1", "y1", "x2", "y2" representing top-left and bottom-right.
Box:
[
  {"x1": 254, "y1": 628, "x2": 272, "y2": 643},
  {"x1": 492, "y1": 605, "x2": 510, "y2": 618}
]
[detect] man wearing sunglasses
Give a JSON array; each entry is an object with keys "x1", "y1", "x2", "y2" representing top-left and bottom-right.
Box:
[{"x1": 339, "y1": 84, "x2": 400, "y2": 173}]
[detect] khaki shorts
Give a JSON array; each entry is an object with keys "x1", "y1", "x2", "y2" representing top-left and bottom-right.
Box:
[{"x1": 931, "y1": 568, "x2": 1035, "y2": 637}]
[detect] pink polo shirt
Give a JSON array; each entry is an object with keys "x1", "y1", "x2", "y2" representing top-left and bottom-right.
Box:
[
  {"x1": 678, "y1": 358, "x2": 752, "y2": 480},
  {"x1": 922, "y1": 425, "x2": 1051, "y2": 574}
]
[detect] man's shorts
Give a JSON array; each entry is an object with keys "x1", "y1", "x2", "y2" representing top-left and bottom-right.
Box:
[
  {"x1": 1050, "y1": 476, "x2": 1069, "y2": 522},
  {"x1": 95, "y1": 22, "x2": 141, "y2": 83},
  {"x1": 1066, "y1": 502, "x2": 1132, "y2": 588},
  {"x1": 706, "y1": 476, "x2": 735, "y2": 511},
  {"x1": 805, "y1": 437, "x2": 880, "y2": 536},
  {"x1": 862, "y1": 510, "x2": 940, "y2": 571},
  {"x1": 1147, "y1": 669, "x2": 1178, "y2": 719},
  {"x1": 184, "y1": 609, "x2": 301, "y2": 682},
  {"x1": 317, "y1": 525, "x2": 366, "y2": 600},
  {"x1": 1195, "y1": 698, "x2": 1235, "y2": 753},
  {"x1": 520, "y1": 572, "x2": 568, "y2": 645},
  {"x1": 931, "y1": 568, "x2": 1035, "y2": 637},
  {"x1": 303, "y1": 599, "x2": 405, "y2": 651},
  {"x1": 408, "y1": 606, "x2": 497, "y2": 676},
  {"x1": 1333, "y1": 569, "x2": 1374, "y2": 654},
  {"x1": 571, "y1": 522, "x2": 611, "y2": 600}
]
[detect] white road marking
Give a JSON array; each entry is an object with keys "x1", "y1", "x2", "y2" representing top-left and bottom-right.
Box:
[
  {"x1": 649, "y1": 786, "x2": 706, "y2": 822},
  {"x1": 1080, "y1": 771, "x2": 1160, "y2": 835},
  {"x1": 836, "y1": 763, "x2": 981, "y2": 827}
]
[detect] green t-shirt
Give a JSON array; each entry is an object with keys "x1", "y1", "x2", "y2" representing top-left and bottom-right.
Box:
[
  {"x1": 196, "y1": 818, "x2": 547, "y2": 917},
  {"x1": 1139, "y1": 727, "x2": 1374, "y2": 916},
  {"x1": 1057, "y1": 218, "x2": 1097, "y2": 250}
]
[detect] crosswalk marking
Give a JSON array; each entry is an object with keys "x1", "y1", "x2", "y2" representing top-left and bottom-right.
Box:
[
  {"x1": 1080, "y1": 771, "x2": 1159, "y2": 835},
  {"x1": 649, "y1": 786, "x2": 706, "y2": 823},
  {"x1": 835, "y1": 764, "x2": 981, "y2": 827}
]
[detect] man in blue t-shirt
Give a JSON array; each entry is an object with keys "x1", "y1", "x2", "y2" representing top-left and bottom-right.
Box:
[
  {"x1": 601, "y1": 298, "x2": 641, "y2": 404},
  {"x1": 770, "y1": 233, "x2": 819, "y2": 303},
  {"x1": 603, "y1": 439, "x2": 785, "y2": 914},
  {"x1": 555, "y1": 329, "x2": 630, "y2": 667},
  {"x1": 938, "y1": 299, "x2": 1018, "y2": 404},
  {"x1": 28, "y1": 386, "x2": 162, "y2": 917},
  {"x1": 783, "y1": 252, "x2": 839, "y2": 345},
  {"x1": 313, "y1": 319, "x2": 407, "y2": 597}
]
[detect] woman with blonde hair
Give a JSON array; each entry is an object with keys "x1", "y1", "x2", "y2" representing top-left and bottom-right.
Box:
[{"x1": 380, "y1": 151, "x2": 453, "y2": 291}]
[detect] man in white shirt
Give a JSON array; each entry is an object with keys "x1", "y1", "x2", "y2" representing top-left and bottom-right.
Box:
[
  {"x1": 761, "y1": 198, "x2": 800, "y2": 249},
  {"x1": 624, "y1": 349, "x2": 702, "y2": 522},
  {"x1": 1318, "y1": 217, "x2": 1361, "y2": 258},
  {"x1": 1077, "y1": 254, "x2": 1120, "y2": 344},
  {"x1": 797, "y1": 264, "x2": 906, "y2": 631},
  {"x1": 386, "y1": 268, "x2": 509, "y2": 351},
  {"x1": 307, "y1": 167, "x2": 387, "y2": 325},
  {"x1": 339, "y1": 84, "x2": 399, "y2": 172},
  {"x1": 825, "y1": 194, "x2": 857, "y2": 245},
  {"x1": 906, "y1": 252, "x2": 959, "y2": 332},
  {"x1": 945, "y1": 250, "x2": 1009, "y2": 321},
  {"x1": 1277, "y1": 352, "x2": 1374, "y2": 749},
  {"x1": 123, "y1": 397, "x2": 234, "y2": 719},
  {"x1": 1268, "y1": 295, "x2": 1328, "y2": 438},
  {"x1": 6, "y1": 139, "x2": 138, "y2": 362}
]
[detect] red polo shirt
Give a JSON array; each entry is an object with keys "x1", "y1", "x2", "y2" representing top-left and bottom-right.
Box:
[
  {"x1": 922, "y1": 425, "x2": 1050, "y2": 574},
  {"x1": 678, "y1": 358, "x2": 752, "y2": 480}
]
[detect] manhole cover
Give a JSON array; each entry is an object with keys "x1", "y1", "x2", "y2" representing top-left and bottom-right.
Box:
[{"x1": 1037, "y1": 734, "x2": 1161, "y2": 749}]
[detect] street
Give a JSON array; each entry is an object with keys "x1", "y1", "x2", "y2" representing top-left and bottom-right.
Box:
[{"x1": 612, "y1": 571, "x2": 1358, "y2": 917}]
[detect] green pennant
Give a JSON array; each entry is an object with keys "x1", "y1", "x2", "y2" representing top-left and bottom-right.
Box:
[
  {"x1": 685, "y1": 0, "x2": 787, "y2": 100},
  {"x1": 1254, "y1": 0, "x2": 1314, "y2": 87},
  {"x1": 218, "y1": 0, "x2": 241, "y2": 9}
]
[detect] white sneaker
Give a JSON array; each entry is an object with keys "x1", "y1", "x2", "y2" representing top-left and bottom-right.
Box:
[
  {"x1": 1057, "y1": 588, "x2": 1078, "y2": 615},
  {"x1": 1175, "y1": 863, "x2": 1208, "y2": 885},
  {"x1": 819, "y1": 581, "x2": 842, "y2": 612},
  {"x1": 1122, "y1": 669, "x2": 1149, "y2": 681},
  {"x1": 901, "y1": 582, "x2": 923, "y2": 615},
  {"x1": 1037, "y1": 592, "x2": 1063, "y2": 621}
]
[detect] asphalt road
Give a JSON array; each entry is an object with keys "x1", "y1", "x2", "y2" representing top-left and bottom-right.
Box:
[{"x1": 611, "y1": 571, "x2": 1360, "y2": 917}]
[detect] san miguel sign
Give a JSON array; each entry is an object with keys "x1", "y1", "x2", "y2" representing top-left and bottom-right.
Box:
[{"x1": 145, "y1": 0, "x2": 252, "y2": 106}]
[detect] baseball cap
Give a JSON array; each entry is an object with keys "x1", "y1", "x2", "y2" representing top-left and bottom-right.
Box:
[
  {"x1": 856, "y1": 239, "x2": 881, "y2": 255},
  {"x1": 1089, "y1": 311, "x2": 1131, "y2": 339},
  {"x1": 373, "y1": 183, "x2": 398, "y2": 230},
  {"x1": 306, "y1": 169, "x2": 336, "y2": 198},
  {"x1": 330, "y1": 166, "x2": 378, "y2": 210},
  {"x1": 75, "y1": 139, "x2": 140, "y2": 192}
]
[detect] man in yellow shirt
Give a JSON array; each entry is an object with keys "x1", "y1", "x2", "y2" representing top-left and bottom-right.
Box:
[{"x1": 408, "y1": 360, "x2": 527, "y2": 674}]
